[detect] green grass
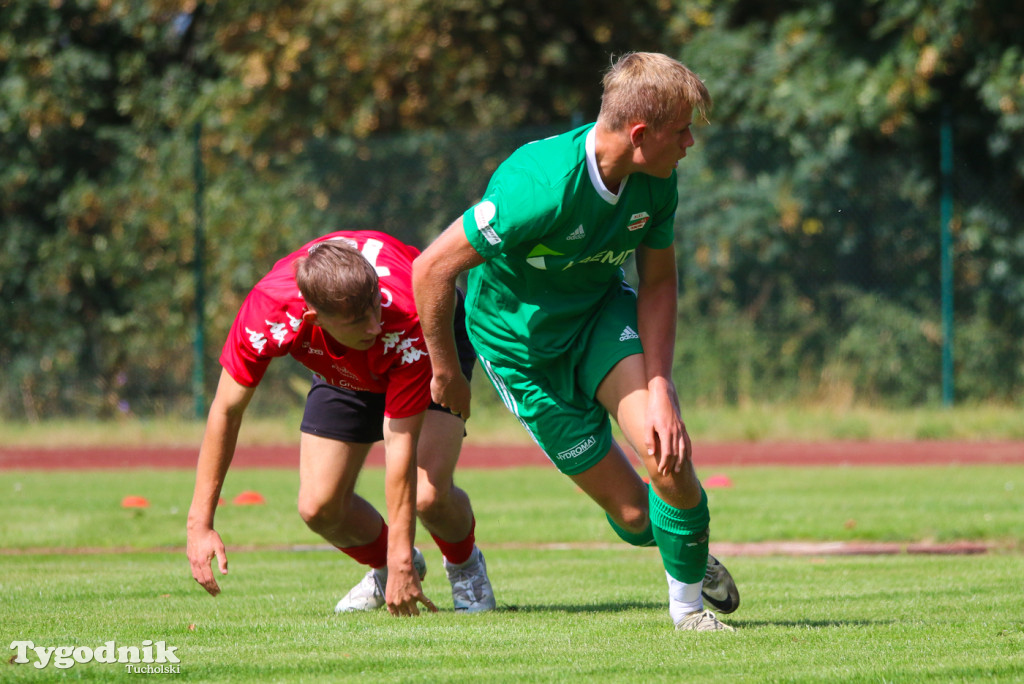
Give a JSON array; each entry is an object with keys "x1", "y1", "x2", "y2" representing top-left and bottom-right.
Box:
[
  {"x1": 3, "y1": 550, "x2": 1023, "y2": 682},
  {"x1": 2, "y1": 466, "x2": 1022, "y2": 550},
  {"x1": 2, "y1": 465, "x2": 1023, "y2": 681},
  {"x1": 3, "y1": 401, "x2": 1024, "y2": 447}
]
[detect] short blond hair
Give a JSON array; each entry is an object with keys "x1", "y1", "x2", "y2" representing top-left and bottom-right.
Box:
[
  {"x1": 294, "y1": 239, "x2": 379, "y2": 317},
  {"x1": 597, "y1": 52, "x2": 711, "y2": 131}
]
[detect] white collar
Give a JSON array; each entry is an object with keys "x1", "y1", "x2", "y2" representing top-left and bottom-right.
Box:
[{"x1": 585, "y1": 126, "x2": 625, "y2": 205}]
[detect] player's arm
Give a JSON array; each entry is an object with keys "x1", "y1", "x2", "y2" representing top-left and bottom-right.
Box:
[
  {"x1": 412, "y1": 217, "x2": 484, "y2": 417},
  {"x1": 186, "y1": 368, "x2": 256, "y2": 596},
  {"x1": 635, "y1": 242, "x2": 691, "y2": 475},
  {"x1": 381, "y1": 411, "x2": 437, "y2": 616}
]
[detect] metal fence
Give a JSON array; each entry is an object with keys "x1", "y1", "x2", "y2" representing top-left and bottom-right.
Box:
[{"x1": 3, "y1": 119, "x2": 1022, "y2": 420}]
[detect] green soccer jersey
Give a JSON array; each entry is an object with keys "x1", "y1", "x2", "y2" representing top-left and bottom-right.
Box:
[{"x1": 462, "y1": 123, "x2": 678, "y2": 366}]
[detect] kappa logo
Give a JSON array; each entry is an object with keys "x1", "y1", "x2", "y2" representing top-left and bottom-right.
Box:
[
  {"x1": 393, "y1": 335, "x2": 428, "y2": 365},
  {"x1": 400, "y1": 345, "x2": 428, "y2": 365},
  {"x1": 627, "y1": 211, "x2": 650, "y2": 232},
  {"x1": 246, "y1": 328, "x2": 268, "y2": 354},
  {"x1": 619, "y1": 326, "x2": 639, "y2": 341},
  {"x1": 567, "y1": 225, "x2": 586, "y2": 240},
  {"x1": 381, "y1": 331, "x2": 429, "y2": 364},
  {"x1": 266, "y1": 319, "x2": 289, "y2": 346},
  {"x1": 380, "y1": 331, "x2": 402, "y2": 353}
]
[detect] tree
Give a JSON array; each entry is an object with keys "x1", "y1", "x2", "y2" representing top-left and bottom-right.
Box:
[
  {"x1": 2, "y1": 0, "x2": 1021, "y2": 417},
  {"x1": 667, "y1": 0, "x2": 1024, "y2": 403}
]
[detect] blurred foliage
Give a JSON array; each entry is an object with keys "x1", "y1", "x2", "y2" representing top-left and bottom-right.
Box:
[{"x1": 1, "y1": 0, "x2": 1022, "y2": 419}]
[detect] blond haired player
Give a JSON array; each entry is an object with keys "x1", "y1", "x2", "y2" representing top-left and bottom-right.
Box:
[{"x1": 414, "y1": 53, "x2": 738, "y2": 631}]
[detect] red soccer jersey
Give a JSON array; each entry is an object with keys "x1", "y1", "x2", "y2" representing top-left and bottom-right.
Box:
[{"x1": 219, "y1": 231, "x2": 432, "y2": 419}]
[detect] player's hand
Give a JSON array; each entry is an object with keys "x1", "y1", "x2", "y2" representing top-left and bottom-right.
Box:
[
  {"x1": 385, "y1": 566, "x2": 437, "y2": 617},
  {"x1": 187, "y1": 527, "x2": 229, "y2": 596},
  {"x1": 430, "y1": 370, "x2": 472, "y2": 419},
  {"x1": 644, "y1": 379, "x2": 691, "y2": 476}
]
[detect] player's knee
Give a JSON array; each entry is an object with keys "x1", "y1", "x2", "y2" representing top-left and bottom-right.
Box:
[
  {"x1": 297, "y1": 497, "x2": 342, "y2": 532},
  {"x1": 648, "y1": 468, "x2": 693, "y2": 496},
  {"x1": 416, "y1": 484, "x2": 447, "y2": 522},
  {"x1": 416, "y1": 471, "x2": 455, "y2": 519},
  {"x1": 613, "y1": 504, "x2": 650, "y2": 534}
]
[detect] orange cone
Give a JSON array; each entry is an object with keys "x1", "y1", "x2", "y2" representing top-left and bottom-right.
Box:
[
  {"x1": 232, "y1": 490, "x2": 265, "y2": 505},
  {"x1": 703, "y1": 474, "x2": 733, "y2": 489},
  {"x1": 121, "y1": 495, "x2": 150, "y2": 508}
]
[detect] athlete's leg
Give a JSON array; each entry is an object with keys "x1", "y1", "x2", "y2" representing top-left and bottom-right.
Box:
[
  {"x1": 297, "y1": 433, "x2": 382, "y2": 551},
  {"x1": 567, "y1": 441, "x2": 650, "y2": 537},
  {"x1": 596, "y1": 353, "x2": 721, "y2": 626},
  {"x1": 417, "y1": 288, "x2": 482, "y2": 566},
  {"x1": 416, "y1": 407, "x2": 495, "y2": 612},
  {"x1": 595, "y1": 353, "x2": 702, "y2": 509},
  {"x1": 415, "y1": 409, "x2": 474, "y2": 558},
  {"x1": 478, "y1": 344, "x2": 651, "y2": 539}
]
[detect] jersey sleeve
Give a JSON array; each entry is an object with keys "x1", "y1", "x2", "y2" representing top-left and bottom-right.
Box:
[
  {"x1": 462, "y1": 160, "x2": 559, "y2": 259},
  {"x1": 641, "y1": 173, "x2": 679, "y2": 250},
  {"x1": 219, "y1": 287, "x2": 298, "y2": 387}
]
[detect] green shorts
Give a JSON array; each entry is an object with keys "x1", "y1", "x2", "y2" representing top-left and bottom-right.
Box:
[{"x1": 477, "y1": 284, "x2": 644, "y2": 475}]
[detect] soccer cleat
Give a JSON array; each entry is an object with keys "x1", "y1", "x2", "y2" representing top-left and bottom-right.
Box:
[
  {"x1": 674, "y1": 609, "x2": 735, "y2": 632},
  {"x1": 443, "y1": 546, "x2": 496, "y2": 613},
  {"x1": 702, "y1": 554, "x2": 740, "y2": 614},
  {"x1": 334, "y1": 547, "x2": 427, "y2": 613}
]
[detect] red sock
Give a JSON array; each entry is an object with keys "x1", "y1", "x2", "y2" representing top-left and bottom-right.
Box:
[
  {"x1": 337, "y1": 519, "x2": 388, "y2": 569},
  {"x1": 430, "y1": 517, "x2": 476, "y2": 565}
]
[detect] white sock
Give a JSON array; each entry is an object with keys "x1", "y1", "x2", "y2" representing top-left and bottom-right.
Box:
[{"x1": 666, "y1": 571, "x2": 704, "y2": 623}]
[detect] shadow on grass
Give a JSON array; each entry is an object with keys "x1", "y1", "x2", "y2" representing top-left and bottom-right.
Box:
[
  {"x1": 497, "y1": 600, "x2": 662, "y2": 614},
  {"x1": 725, "y1": 618, "x2": 883, "y2": 629},
  {"x1": 497, "y1": 604, "x2": 884, "y2": 630}
]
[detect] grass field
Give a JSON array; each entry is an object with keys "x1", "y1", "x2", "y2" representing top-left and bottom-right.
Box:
[
  {"x1": 2, "y1": 464, "x2": 1023, "y2": 681},
  {"x1": 4, "y1": 551, "x2": 1023, "y2": 682}
]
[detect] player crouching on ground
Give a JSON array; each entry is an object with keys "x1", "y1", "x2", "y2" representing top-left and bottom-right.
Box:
[
  {"x1": 413, "y1": 53, "x2": 738, "y2": 630},
  {"x1": 186, "y1": 231, "x2": 495, "y2": 616}
]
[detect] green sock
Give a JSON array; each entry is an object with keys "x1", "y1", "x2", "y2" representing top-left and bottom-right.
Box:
[
  {"x1": 648, "y1": 486, "x2": 710, "y2": 584},
  {"x1": 605, "y1": 512, "x2": 657, "y2": 547}
]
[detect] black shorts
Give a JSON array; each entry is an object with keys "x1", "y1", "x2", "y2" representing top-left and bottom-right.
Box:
[{"x1": 299, "y1": 290, "x2": 475, "y2": 444}]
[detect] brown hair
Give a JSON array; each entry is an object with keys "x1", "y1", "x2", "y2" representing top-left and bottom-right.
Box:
[
  {"x1": 597, "y1": 52, "x2": 712, "y2": 131},
  {"x1": 294, "y1": 239, "x2": 379, "y2": 318}
]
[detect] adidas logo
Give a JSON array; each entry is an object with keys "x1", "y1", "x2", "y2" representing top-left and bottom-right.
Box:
[
  {"x1": 567, "y1": 225, "x2": 586, "y2": 240},
  {"x1": 619, "y1": 326, "x2": 639, "y2": 341}
]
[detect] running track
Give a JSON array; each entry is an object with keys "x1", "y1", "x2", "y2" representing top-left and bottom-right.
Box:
[{"x1": 2, "y1": 441, "x2": 1023, "y2": 470}]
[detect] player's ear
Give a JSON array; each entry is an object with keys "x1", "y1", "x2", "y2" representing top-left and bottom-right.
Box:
[
  {"x1": 628, "y1": 122, "x2": 647, "y2": 148},
  {"x1": 302, "y1": 309, "x2": 319, "y2": 325}
]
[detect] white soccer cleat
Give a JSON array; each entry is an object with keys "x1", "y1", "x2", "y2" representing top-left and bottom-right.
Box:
[
  {"x1": 702, "y1": 554, "x2": 740, "y2": 614},
  {"x1": 674, "y1": 609, "x2": 735, "y2": 632},
  {"x1": 334, "y1": 547, "x2": 427, "y2": 613},
  {"x1": 443, "y1": 546, "x2": 496, "y2": 613}
]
